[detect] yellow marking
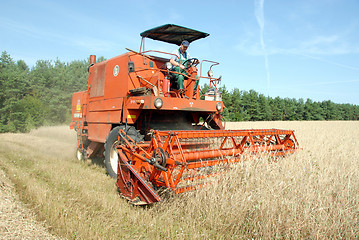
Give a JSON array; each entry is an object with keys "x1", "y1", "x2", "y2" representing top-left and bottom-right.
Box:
[
  {"x1": 76, "y1": 105, "x2": 81, "y2": 112},
  {"x1": 127, "y1": 114, "x2": 137, "y2": 119}
]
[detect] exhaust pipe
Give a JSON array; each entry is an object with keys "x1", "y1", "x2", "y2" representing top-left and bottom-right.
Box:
[
  {"x1": 90, "y1": 55, "x2": 96, "y2": 65},
  {"x1": 88, "y1": 55, "x2": 96, "y2": 72}
]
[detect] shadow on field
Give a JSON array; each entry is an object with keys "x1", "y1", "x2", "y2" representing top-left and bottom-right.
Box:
[{"x1": 87, "y1": 156, "x2": 105, "y2": 169}]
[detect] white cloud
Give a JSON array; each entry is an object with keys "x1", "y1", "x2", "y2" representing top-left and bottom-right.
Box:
[
  {"x1": 254, "y1": 0, "x2": 270, "y2": 91},
  {"x1": 0, "y1": 17, "x2": 121, "y2": 53},
  {"x1": 296, "y1": 35, "x2": 351, "y2": 55},
  {"x1": 70, "y1": 38, "x2": 118, "y2": 53},
  {"x1": 236, "y1": 32, "x2": 357, "y2": 57}
]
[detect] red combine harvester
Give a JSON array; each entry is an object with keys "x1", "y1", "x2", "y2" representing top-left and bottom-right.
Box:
[{"x1": 70, "y1": 24, "x2": 299, "y2": 205}]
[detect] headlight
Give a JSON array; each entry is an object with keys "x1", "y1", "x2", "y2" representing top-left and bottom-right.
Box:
[
  {"x1": 154, "y1": 98, "x2": 163, "y2": 109},
  {"x1": 166, "y1": 62, "x2": 172, "y2": 70},
  {"x1": 216, "y1": 102, "x2": 222, "y2": 111},
  {"x1": 207, "y1": 70, "x2": 213, "y2": 77}
]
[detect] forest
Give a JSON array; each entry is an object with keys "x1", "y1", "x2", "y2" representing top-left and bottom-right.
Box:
[{"x1": 0, "y1": 50, "x2": 358, "y2": 133}]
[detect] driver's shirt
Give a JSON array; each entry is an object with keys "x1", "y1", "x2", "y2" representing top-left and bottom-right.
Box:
[{"x1": 171, "y1": 48, "x2": 192, "y2": 66}]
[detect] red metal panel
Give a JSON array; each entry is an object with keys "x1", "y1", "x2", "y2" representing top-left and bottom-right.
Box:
[
  {"x1": 88, "y1": 98, "x2": 123, "y2": 112},
  {"x1": 71, "y1": 91, "x2": 87, "y2": 120},
  {"x1": 87, "y1": 123, "x2": 111, "y2": 143},
  {"x1": 87, "y1": 110, "x2": 122, "y2": 124},
  {"x1": 104, "y1": 54, "x2": 129, "y2": 99},
  {"x1": 124, "y1": 95, "x2": 221, "y2": 113},
  {"x1": 70, "y1": 91, "x2": 88, "y2": 129},
  {"x1": 89, "y1": 61, "x2": 106, "y2": 97},
  {"x1": 127, "y1": 54, "x2": 166, "y2": 92},
  {"x1": 123, "y1": 109, "x2": 142, "y2": 124}
]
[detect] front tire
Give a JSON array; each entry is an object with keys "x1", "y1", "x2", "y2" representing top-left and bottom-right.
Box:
[{"x1": 104, "y1": 126, "x2": 140, "y2": 179}]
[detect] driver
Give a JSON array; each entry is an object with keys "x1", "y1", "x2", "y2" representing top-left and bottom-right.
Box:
[{"x1": 170, "y1": 40, "x2": 199, "y2": 99}]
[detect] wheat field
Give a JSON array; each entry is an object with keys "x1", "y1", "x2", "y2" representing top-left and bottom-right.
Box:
[{"x1": 0, "y1": 121, "x2": 358, "y2": 239}]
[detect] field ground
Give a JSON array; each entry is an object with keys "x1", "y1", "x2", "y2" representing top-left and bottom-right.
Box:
[
  {"x1": 0, "y1": 121, "x2": 358, "y2": 239},
  {"x1": 0, "y1": 168, "x2": 62, "y2": 239}
]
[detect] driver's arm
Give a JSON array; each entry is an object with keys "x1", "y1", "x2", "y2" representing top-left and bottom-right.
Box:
[{"x1": 170, "y1": 58, "x2": 185, "y2": 70}]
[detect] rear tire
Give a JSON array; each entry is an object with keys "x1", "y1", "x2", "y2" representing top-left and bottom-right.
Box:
[
  {"x1": 76, "y1": 148, "x2": 85, "y2": 161},
  {"x1": 104, "y1": 126, "x2": 141, "y2": 179},
  {"x1": 76, "y1": 134, "x2": 90, "y2": 161}
]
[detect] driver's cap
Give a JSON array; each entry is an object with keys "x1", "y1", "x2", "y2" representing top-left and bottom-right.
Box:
[{"x1": 181, "y1": 40, "x2": 190, "y2": 47}]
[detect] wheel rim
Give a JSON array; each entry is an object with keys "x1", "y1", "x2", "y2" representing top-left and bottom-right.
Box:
[
  {"x1": 76, "y1": 149, "x2": 83, "y2": 161},
  {"x1": 109, "y1": 141, "x2": 119, "y2": 174}
]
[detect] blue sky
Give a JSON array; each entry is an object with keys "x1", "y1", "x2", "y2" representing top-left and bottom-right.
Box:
[{"x1": 1, "y1": 0, "x2": 359, "y2": 105}]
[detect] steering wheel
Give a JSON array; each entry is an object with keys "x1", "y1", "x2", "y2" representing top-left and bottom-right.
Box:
[{"x1": 182, "y1": 58, "x2": 200, "y2": 68}]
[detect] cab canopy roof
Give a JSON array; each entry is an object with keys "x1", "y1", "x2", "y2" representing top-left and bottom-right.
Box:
[{"x1": 140, "y1": 24, "x2": 209, "y2": 46}]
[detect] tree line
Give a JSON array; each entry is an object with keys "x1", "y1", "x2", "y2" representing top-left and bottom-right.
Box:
[
  {"x1": 215, "y1": 86, "x2": 359, "y2": 122},
  {"x1": 0, "y1": 51, "x2": 88, "y2": 132},
  {"x1": 0, "y1": 51, "x2": 358, "y2": 133}
]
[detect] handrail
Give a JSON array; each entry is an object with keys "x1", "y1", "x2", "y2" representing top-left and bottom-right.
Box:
[
  {"x1": 140, "y1": 50, "x2": 221, "y2": 81},
  {"x1": 129, "y1": 49, "x2": 222, "y2": 97}
]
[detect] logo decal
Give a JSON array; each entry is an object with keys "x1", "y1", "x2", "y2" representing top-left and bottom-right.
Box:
[{"x1": 113, "y1": 65, "x2": 119, "y2": 76}]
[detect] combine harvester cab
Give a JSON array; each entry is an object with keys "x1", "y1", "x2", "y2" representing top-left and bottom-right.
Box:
[{"x1": 70, "y1": 24, "x2": 299, "y2": 205}]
